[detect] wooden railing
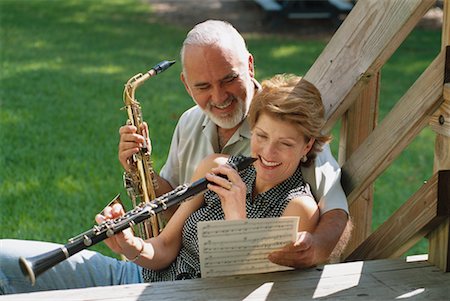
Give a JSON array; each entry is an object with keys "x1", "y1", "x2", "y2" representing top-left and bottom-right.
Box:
[{"x1": 304, "y1": 0, "x2": 450, "y2": 272}]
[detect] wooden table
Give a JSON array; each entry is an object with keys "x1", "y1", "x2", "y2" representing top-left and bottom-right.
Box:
[{"x1": 1, "y1": 256, "x2": 449, "y2": 300}]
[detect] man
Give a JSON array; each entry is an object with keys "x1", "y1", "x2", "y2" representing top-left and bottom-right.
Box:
[{"x1": 119, "y1": 20, "x2": 350, "y2": 269}]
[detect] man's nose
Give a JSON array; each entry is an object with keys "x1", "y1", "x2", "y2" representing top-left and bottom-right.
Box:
[{"x1": 211, "y1": 85, "x2": 228, "y2": 103}]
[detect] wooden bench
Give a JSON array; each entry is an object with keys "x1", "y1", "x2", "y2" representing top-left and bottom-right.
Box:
[
  {"x1": 254, "y1": 0, "x2": 283, "y2": 12},
  {"x1": 1, "y1": 257, "x2": 449, "y2": 300},
  {"x1": 253, "y1": 0, "x2": 354, "y2": 25}
]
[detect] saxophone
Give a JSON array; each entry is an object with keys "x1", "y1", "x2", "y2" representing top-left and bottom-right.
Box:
[{"x1": 122, "y1": 60, "x2": 175, "y2": 239}]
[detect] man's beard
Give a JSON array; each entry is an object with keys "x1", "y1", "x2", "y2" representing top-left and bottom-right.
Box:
[{"x1": 205, "y1": 96, "x2": 246, "y2": 129}]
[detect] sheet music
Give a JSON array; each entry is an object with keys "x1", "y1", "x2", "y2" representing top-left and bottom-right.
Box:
[{"x1": 198, "y1": 217, "x2": 299, "y2": 278}]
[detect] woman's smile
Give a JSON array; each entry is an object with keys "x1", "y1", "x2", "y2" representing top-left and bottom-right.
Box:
[{"x1": 258, "y1": 155, "x2": 282, "y2": 169}]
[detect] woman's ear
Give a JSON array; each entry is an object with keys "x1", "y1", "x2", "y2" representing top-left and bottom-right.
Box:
[{"x1": 304, "y1": 137, "x2": 315, "y2": 155}]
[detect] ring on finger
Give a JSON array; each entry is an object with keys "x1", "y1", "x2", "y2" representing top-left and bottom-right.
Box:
[{"x1": 226, "y1": 181, "x2": 233, "y2": 190}]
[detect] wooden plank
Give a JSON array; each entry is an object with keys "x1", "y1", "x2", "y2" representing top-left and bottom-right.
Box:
[
  {"x1": 305, "y1": 0, "x2": 434, "y2": 132},
  {"x1": 341, "y1": 51, "x2": 445, "y2": 206},
  {"x1": 1, "y1": 258, "x2": 448, "y2": 301},
  {"x1": 371, "y1": 267, "x2": 450, "y2": 300},
  {"x1": 428, "y1": 169, "x2": 450, "y2": 272},
  {"x1": 428, "y1": 219, "x2": 450, "y2": 271},
  {"x1": 339, "y1": 73, "x2": 379, "y2": 258},
  {"x1": 444, "y1": 0, "x2": 450, "y2": 51},
  {"x1": 428, "y1": 0, "x2": 450, "y2": 272},
  {"x1": 346, "y1": 172, "x2": 445, "y2": 261}
]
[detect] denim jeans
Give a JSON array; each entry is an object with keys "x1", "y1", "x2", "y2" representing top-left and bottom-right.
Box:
[{"x1": 0, "y1": 239, "x2": 143, "y2": 294}]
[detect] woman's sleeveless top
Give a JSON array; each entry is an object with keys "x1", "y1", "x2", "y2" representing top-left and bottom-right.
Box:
[{"x1": 142, "y1": 155, "x2": 312, "y2": 282}]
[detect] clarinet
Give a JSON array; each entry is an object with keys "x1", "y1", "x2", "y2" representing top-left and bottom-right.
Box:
[{"x1": 19, "y1": 156, "x2": 256, "y2": 285}]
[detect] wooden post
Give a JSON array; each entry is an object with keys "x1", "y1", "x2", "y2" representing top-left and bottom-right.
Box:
[
  {"x1": 428, "y1": 0, "x2": 450, "y2": 272},
  {"x1": 341, "y1": 52, "x2": 444, "y2": 206},
  {"x1": 304, "y1": 0, "x2": 435, "y2": 133},
  {"x1": 339, "y1": 73, "x2": 379, "y2": 258},
  {"x1": 346, "y1": 171, "x2": 448, "y2": 261}
]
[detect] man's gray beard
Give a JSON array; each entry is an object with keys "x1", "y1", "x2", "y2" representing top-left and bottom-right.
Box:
[{"x1": 205, "y1": 100, "x2": 246, "y2": 129}]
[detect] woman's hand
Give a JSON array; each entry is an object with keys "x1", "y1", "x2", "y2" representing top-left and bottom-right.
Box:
[
  {"x1": 94, "y1": 203, "x2": 143, "y2": 261},
  {"x1": 205, "y1": 164, "x2": 247, "y2": 220}
]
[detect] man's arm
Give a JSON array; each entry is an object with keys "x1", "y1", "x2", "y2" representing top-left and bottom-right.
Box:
[
  {"x1": 312, "y1": 209, "x2": 351, "y2": 264},
  {"x1": 270, "y1": 143, "x2": 350, "y2": 268},
  {"x1": 268, "y1": 209, "x2": 350, "y2": 268}
]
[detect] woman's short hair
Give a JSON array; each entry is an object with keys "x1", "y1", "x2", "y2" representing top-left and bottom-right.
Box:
[{"x1": 248, "y1": 74, "x2": 332, "y2": 166}]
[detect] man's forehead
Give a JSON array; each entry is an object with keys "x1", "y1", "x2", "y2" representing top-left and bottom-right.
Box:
[
  {"x1": 184, "y1": 44, "x2": 238, "y2": 61},
  {"x1": 184, "y1": 46, "x2": 243, "y2": 82}
]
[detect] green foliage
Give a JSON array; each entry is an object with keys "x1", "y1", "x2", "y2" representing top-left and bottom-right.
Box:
[
  {"x1": 0, "y1": 0, "x2": 442, "y2": 258},
  {"x1": 0, "y1": 0, "x2": 186, "y2": 256}
]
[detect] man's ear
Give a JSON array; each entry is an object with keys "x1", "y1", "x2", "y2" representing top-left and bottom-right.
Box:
[
  {"x1": 248, "y1": 54, "x2": 255, "y2": 78},
  {"x1": 180, "y1": 72, "x2": 192, "y2": 97}
]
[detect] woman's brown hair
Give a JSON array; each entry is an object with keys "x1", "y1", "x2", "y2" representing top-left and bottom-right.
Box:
[{"x1": 248, "y1": 74, "x2": 331, "y2": 167}]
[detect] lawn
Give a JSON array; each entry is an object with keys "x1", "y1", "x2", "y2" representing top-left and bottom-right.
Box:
[{"x1": 0, "y1": 0, "x2": 442, "y2": 258}]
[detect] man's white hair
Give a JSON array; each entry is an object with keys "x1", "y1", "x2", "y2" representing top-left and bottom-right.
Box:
[{"x1": 180, "y1": 20, "x2": 249, "y2": 69}]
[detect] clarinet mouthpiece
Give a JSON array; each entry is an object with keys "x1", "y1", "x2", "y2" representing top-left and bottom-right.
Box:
[{"x1": 230, "y1": 156, "x2": 257, "y2": 172}]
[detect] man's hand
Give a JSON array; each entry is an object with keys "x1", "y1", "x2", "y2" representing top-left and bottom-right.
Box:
[
  {"x1": 118, "y1": 123, "x2": 148, "y2": 171},
  {"x1": 268, "y1": 210, "x2": 350, "y2": 269},
  {"x1": 118, "y1": 122, "x2": 176, "y2": 218},
  {"x1": 268, "y1": 231, "x2": 316, "y2": 269}
]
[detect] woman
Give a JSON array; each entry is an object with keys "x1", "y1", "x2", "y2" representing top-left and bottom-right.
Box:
[{"x1": 99, "y1": 74, "x2": 332, "y2": 281}]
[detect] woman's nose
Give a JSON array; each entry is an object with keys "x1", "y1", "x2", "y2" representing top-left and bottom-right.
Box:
[{"x1": 262, "y1": 142, "x2": 278, "y2": 157}]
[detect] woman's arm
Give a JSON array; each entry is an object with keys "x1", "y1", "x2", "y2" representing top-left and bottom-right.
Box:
[
  {"x1": 135, "y1": 195, "x2": 203, "y2": 270},
  {"x1": 282, "y1": 195, "x2": 319, "y2": 233},
  {"x1": 98, "y1": 154, "x2": 229, "y2": 270}
]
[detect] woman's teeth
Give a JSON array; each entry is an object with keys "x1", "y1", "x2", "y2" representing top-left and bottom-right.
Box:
[{"x1": 260, "y1": 156, "x2": 281, "y2": 167}]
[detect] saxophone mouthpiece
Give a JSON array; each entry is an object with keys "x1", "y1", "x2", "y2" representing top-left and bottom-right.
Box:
[{"x1": 152, "y1": 60, "x2": 176, "y2": 74}]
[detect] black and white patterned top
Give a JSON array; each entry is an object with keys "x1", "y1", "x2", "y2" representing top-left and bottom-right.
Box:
[{"x1": 142, "y1": 155, "x2": 313, "y2": 282}]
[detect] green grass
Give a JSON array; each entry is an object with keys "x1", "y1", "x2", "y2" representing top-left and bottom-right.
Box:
[{"x1": 0, "y1": 0, "x2": 442, "y2": 258}]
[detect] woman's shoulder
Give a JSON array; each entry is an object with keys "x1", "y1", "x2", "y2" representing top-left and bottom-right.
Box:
[{"x1": 288, "y1": 193, "x2": 317, "y2": 210}]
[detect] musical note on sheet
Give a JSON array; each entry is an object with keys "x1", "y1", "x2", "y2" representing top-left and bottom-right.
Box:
[{"x1": 198, "y1": 217, "x2": 299, "y2": 278}]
